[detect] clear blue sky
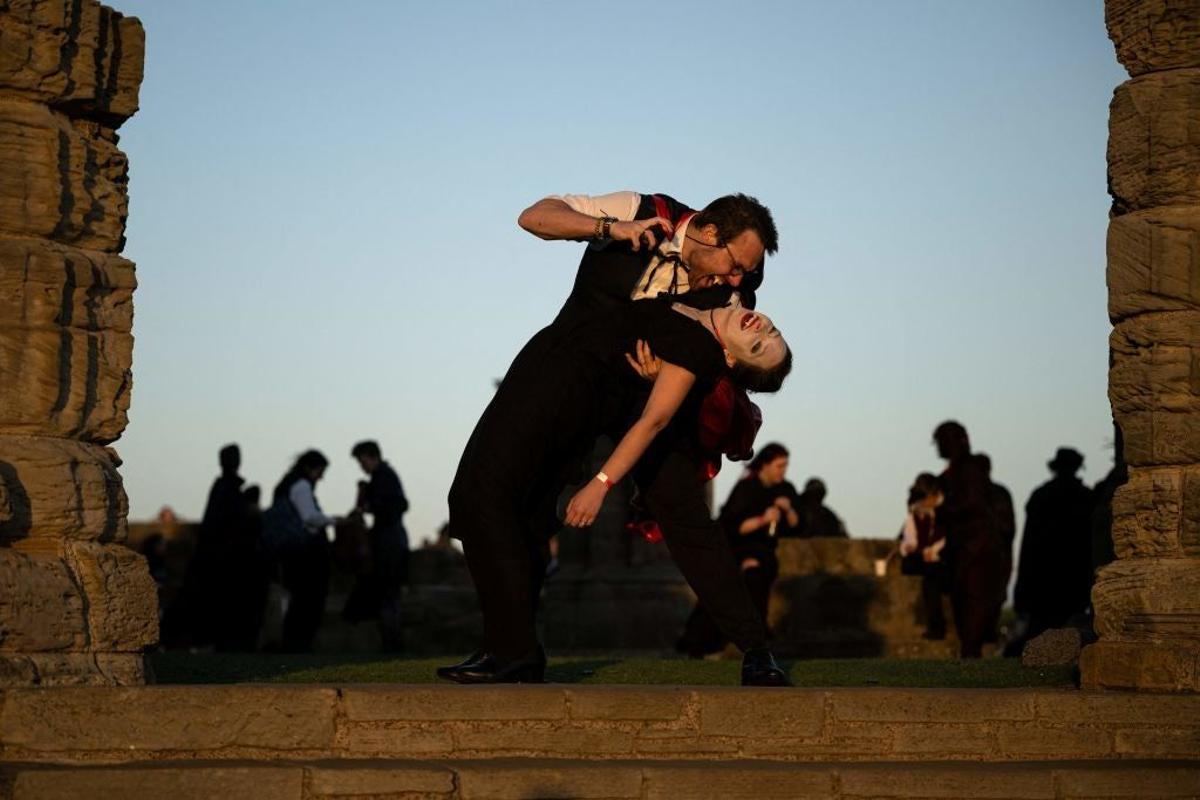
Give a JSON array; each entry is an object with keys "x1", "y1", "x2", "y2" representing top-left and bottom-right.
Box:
[{"x1": 115, "y1": 0, "x2": 1125, "y2": 548}]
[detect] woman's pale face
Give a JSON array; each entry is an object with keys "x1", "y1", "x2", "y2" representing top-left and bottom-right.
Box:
[
  {"x1": 716, "y1": 304, "x2": 787, "y2": 370},
  {"x1": 759, "y1": 456, "x2": 788, "y2": 486}
]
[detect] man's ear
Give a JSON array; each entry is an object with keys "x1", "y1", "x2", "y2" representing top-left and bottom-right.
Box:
[
  {"x1": 699, "y1": 223, "x2": 721, "y2": 242},
  {"x1": 724, "y1": 349, "x2": 737, "y2": 368}
]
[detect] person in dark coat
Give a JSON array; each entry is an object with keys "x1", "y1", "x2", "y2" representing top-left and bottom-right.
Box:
[
  {"x1": 273, "y1": 449, "x2": 337, "y2": 652},
  {"x1": 790, "y1": 478, "x2": 848, "y2": 538},
  {"x1": 164, "y1": 444, "x2": 245, "y2": 647},
  {"x1": 976, "y1": 454, "x2": 1016, "y2": 646},
  {"x1": 214, "y1": 484, "x2": 271, "y2": 652},
  {"x1": 1013, "y1": 447, "x2": 1096, "y2": 640},
  {"x1": 443, "y1": 190, "x2": 792, "y2": 687},
  {"x1": 933, "y1": 422, "x2": 1005, "y2": 658},
  {"x1": 677, "y1": 443, "x2": 800, "y2": 656},
  {"x1": 349, "y1": 440, "x2": 410, "y2": 652}
]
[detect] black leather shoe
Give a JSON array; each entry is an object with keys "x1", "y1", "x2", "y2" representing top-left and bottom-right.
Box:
[
  {"x1": 438, "y1": 649, "x2": 546, "y2": 684},
  {"x1": 436, "y1": 650, "x2": 488, "y2": 681},
  {"x1": 741, "y1": 647, "x2": 791, "y2": 687}
]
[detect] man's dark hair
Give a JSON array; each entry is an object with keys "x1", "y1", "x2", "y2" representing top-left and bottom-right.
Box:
[
  {"x1": 219, "y1": 443, "x2": 240, "y2": 473},
  {"x1": 694, "y1": 193, "x2": 779, "y2": 256},
  {"x1": 351, "y1": 440, "x2": 382, "y2": 460},
  {"x1": 730, "y1": 345, "x2": 792, "y2": 394}
]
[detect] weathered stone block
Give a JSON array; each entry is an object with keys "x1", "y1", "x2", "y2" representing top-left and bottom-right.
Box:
[
  {"x1": 1039, "y1": 688, "x2": 1200, "y2": 725},
  {"x1": 0, "y1": 435, "x2": 126, "y2": 543},
  {"x1": 1082, "y1": 639, "x2": 1200, "y2": 692},
  {"x1": 0, "y1": 652, "x2": 143, "y2": 687},
  {"x1": 1057, "y1": 763, "x2": 1200, "y2": 797},
  {"x1": 1119, "y1": 409, "x2": 1200, "y2": 466},
  {"x1": 566, "y1": 686, "x2": 689, "y2": 721},
  {"x1": 453, "y1": 726, "x2": 636, "y2": 757},
  {"x1": 1092, "y1": 557, "x2": 1200, "y2": 641},
  {"x1": 65, "y1": 541, "x2": 156, "y2": 650},
  {"x1": 0, "y1": 0, "x2": 145, "y2": 126},
  {"x1": 0, "y1": 686, "x2": 339, "y2": 753},
  {"x1": 0, "y1": 326, "x2": 133, "y2": 443},
  {"x1": 306, "y1": 762, "x2": 455, "y2": 797},
  {"x1": 338, "y1": 725, "x2": 455, "y2": 756},
  {"x1": 1112, "y1": 467, "x2": 1187, "y2": 557},
  {"x1": 1106, "y1": 0, "x2": 1200, "y2": 77},
  {"x1": 0, "y1": 99, "x2": 130, "y2": 251},
  {"x1": 837, "y1": 764, "x2": 1055, "y2": 799},
  {"x1": 1109, "y1": 312, "x2": 1200, "y2": 413},
  {"x1": 454, "y1": 761, "x2": 643, "y2": 800},
  {"x1": 7, "y1": 764, "x2": 304, "y2": 800},
  {"x1": 1107, "y1": 208, "x2": 1200, "y2": 320},
  {"x1": 1109, "y1": 70, "x2": 1200, "y2": 214},
  {"x1": 0, "y1": 238, "x2": 134, "y2": 331},
  {"x1": 643, "y1": 763, "x2": 835, "y2": 800},
  {"x1": 0, "y1": 550, "x2": 85, "y2": 652},
  {"x1": 830, "y1": 688, "x2": 1035, "y2": 723},
  {"x1": 699, "y1": 689, "x2": 824, "y2": 738},
  {"x1": 340, "y1": 685, "x2": 567, "y2": 722}
]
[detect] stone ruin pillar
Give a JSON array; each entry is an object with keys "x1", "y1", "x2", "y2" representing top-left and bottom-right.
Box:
[
  {"x1": 1081, "y1": 0, "x2": 1200, "y2": 692},
  {"x1": 0, "y1": 1, "x2": 156, "y2": 685}
]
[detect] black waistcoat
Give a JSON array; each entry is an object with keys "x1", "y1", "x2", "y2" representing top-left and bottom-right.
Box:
[{"x1": 549, "y1": 193, "x2": 761, "y2": 332}]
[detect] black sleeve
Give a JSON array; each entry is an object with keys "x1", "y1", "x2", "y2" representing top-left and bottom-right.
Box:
[
  {"x1": 718, "y1": 479, "x2": 763, "y2": 537},
  {"x1": 647, "y1": 311, "x2": 725, "y2": 385}
]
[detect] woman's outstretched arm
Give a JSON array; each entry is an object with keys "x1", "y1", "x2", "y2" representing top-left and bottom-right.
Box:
[{"x1": 563, "y1": 362, "x2": 695, "y2": 527}]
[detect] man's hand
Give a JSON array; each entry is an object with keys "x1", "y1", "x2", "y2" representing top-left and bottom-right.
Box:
[
  {"x1": 610, "y1": 217, "x2": 673, "y2": 252},
  {"x1": 624, "y1": 339, "x2": 662, "y2": 382},
  {"x1": 565, "y1": 481, "x2": 607, "y2": 528}
]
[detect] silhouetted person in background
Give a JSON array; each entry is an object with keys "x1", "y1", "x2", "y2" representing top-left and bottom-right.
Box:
[
  {"x1": 214, "y1": 485, "x2": 270, "y2": 651},
  {"x1": 977, "y1": 454, "x2": 1016, "y2": 645},
  {"x1": 1013, "y1": 448, "x2": 1095, "y2": 641},
  {"x1": 677, "y1": 443, "x2": 800, "y2": 656},
  {"x1": 933, "y1": 421, "x2": 1003, "y2": 658},
  {"x1": 270, "y1": 450, "x2": 337, "y2": 652},
  {"x1": 899, "y1": 472, "x2": 948, "y2": 640},
  {"x1": 164, "y1": 444, "x2": 245, "y2": 647},
  {"x1": 348, "y1": 440, "x2": 411, "y2": 652},
  {"x1": 790, "y1": 478, "x2": 847, "y2": 538}
]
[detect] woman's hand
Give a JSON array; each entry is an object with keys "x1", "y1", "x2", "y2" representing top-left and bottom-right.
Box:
[
  {"x1": 762, "y1": 507, "x2": 782, "y2": 526},
  {"x1": 774, "y1": 496, "x2": 793, "y2": 512},
  {"x1": 610, "y1": 217, "x2": 673, "y2": 252},
  {"x1": 625, "y1": 339, "x2": 662, "y2": 382},
  {"x1": 565, "y1": 481, "x2": 608, "y2": 528}
]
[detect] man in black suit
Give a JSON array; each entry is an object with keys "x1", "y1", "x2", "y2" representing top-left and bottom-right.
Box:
[{"x1": 442, "y1": 191, "x2": 789, "y2": 686}]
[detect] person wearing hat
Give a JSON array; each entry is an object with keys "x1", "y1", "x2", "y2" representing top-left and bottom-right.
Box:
[{"x1": 1012, "y1": 448, "x2": 1096, "y2": 642}]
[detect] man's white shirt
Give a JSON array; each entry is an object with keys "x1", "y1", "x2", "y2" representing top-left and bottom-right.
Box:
[{"x1": 551, "y1": 191, "x2": 696, "y2": 301}]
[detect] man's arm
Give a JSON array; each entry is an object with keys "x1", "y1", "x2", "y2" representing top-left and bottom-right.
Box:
[{"x1": 518, "y1": 192, "x2": 674, "y2": 252}]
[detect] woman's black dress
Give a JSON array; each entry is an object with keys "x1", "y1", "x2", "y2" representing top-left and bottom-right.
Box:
[{"x1": 449, "y1": 297, "x2": 725, "y2": 661}]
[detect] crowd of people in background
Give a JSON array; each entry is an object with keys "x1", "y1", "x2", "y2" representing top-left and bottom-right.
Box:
[
  {"x1": 146, "y1": 417, "x2": 1114, "y2": 661},
  {"x1": 154, "y1": 441, "x2": 410, "y2": 653}
]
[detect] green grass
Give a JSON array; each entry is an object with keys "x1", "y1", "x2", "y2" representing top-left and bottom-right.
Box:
[{"x1": 148, "y1": 652, "x2": 1076, "y2": 689}]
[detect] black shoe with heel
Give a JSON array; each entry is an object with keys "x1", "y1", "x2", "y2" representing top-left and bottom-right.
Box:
[
  {"x1": 437, "y1": 648, "x2": 546, "y2": 684},
  {"x1": 741, "y1": 647, "x2": 791, "y2": 687}
]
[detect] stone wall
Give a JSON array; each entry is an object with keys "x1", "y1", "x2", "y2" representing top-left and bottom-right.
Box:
[
  {"x1": 1081, "y1": 0, "x2": 1200, "y2": 692},
  {"x1": 0, "y1": 1, "x2": 155, "y2": 686}
]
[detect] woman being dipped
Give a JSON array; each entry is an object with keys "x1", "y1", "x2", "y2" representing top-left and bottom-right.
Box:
[{"x1": 443, "y1": 294, "x2": 792, "y2": 684}]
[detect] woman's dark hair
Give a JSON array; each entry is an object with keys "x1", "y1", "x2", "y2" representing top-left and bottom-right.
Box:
[
  {"x1": 272, "y1": 449, "x2": 329, "y2": 503},
  {"x1": 748, "y1": 442, "x2": 789, "y2": 474},
  {"x1": 908, "y1": 472, "x2": 940, "y2": 506},
  {"x1": 730, "y1": 344, "x2": 792, "y2": 394},
  {"x1": 693, "y1": 193, "x2": 779, "y2": 256}
]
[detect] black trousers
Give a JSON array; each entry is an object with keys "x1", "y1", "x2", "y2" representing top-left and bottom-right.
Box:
[
  {"x1": 280, "y1": 536, "x2": 330, "y2": 653},
  {"x1": 679, "y1": 549, "x2": 776, "y2": 656}
]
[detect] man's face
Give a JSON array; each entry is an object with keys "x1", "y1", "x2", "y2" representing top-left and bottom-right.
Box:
[
  {"x1": 688, "y1": 225, "x2": 765, "y2": 289},
  {"x1": 355, "y1": 455, "x2": 379, "y2": 475}
]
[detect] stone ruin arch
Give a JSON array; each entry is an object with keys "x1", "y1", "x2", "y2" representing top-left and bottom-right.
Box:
[{"x1": 0, "y1": 0, "x2": 1197, "y2": 692}]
